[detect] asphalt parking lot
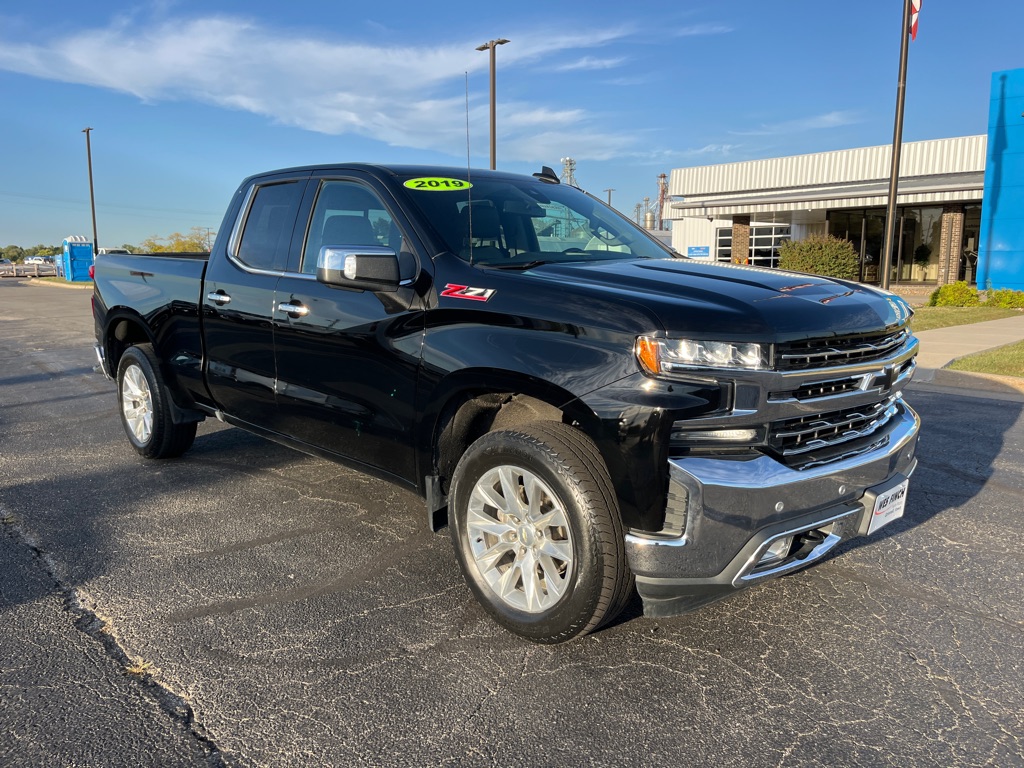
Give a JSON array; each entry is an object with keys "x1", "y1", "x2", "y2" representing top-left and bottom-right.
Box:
[{"x1": 1, "y1": 277, "x2": 1022, "y2": 767}]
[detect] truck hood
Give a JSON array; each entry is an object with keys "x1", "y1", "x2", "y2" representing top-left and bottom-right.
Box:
[{"x1": 524, "y1": 258, "x2": 912, "y2": 342}]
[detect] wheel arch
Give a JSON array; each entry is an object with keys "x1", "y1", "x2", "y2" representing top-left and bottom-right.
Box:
[
  {"x1": 103, "y1": 308, "x2": 203, "y2": 425},
  {"x1": 102, "y1": 308, "x2": 157, "y2": 375},
  {"x1": 420, "y1": 369, "x2": 611, "y2": 529}
]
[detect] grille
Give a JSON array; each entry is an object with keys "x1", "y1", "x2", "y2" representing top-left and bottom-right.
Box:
[
  {"x1": 769, "y1": 397, "x2": 899, "y2": 459},
  {"x1": 774, "y1": 375, "x2": 864, "y2": 402},
  {"x1": 776, "y1": 327, "x2": 910, "y2": 371},
  {"x1": 771, "y1": 356, "x2": 916, "y2": 402}
]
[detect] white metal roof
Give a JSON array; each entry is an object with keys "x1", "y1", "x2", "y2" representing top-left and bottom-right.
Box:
[{"x1": 667, "y1": 135, "x2": 987, "y2": 218}]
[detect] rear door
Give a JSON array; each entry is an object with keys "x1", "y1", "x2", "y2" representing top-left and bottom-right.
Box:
[
  {"x1": 271, "y1": 174, "x2": 426, "y2": 482},
  {"x1": 203, "y1": 173, "x2": 309, "y2": 426}
]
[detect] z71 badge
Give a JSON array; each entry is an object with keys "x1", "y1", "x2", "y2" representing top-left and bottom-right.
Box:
[{"x1": 441, "y1": 284, "x2": 496, "y2": 302}]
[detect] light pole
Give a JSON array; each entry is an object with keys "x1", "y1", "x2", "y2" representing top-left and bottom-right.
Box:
[
  {"x1": 82, "y1": 127, "x2": 99, "y2": 254},
  {"x1": 880, "y1": 0, "x2": 915, "y2": 290},
  {"x1": 475, "y1": 38, "x2": 509, "y2": 170}
]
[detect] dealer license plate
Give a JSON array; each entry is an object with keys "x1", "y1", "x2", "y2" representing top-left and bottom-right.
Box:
[{"x1": 868, "y1": 478, "x2": 909, "y2": 535}]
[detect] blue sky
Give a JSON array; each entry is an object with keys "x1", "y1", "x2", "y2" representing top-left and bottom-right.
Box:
[{"x1": 1, "y1": 0, "x2": 1021, "y2": 248}]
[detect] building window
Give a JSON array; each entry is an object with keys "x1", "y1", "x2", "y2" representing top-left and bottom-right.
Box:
[
  {"x1": 828, "y1": 205, "x2": 969, "y2": 285},
  {"x1": 961, "y1": 205, "x2": 981, "y2": 283},
  {"x1": 750, "y1": 225, "x2": 790, "y2": 269},
  {"x1": 716, "y1": 224, "x2": 789, "y2": 267},
  {"x1": 897, "y1": 206, "x2": 943, "y2": 282},
  {"x1": 715, "y1": 228, "x2": 732, "y2": 262}
]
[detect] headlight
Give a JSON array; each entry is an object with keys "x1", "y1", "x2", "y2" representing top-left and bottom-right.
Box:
[{"x1": 636, "y1": 336, "x2": 770, "y2": 374}]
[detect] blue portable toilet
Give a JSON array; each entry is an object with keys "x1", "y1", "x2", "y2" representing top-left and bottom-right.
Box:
[{"x1": 61, "y1": 235, "x2": 94, "y2": 282}]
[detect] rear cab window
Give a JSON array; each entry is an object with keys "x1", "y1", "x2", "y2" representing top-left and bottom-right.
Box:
[{"x1": 232, "y1": 181, "x2": 306, "y2": 272}]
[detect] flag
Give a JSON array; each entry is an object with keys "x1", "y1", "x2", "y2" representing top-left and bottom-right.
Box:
[{"x1": 910, "y1": 0, "x2": 922, "y2": 40}]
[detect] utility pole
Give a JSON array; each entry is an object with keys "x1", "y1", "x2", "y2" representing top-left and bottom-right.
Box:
[
  {"x1": 475, "y1": 38, "x2": 509, "y2": 170},
  {"x1": 604, "y1": 188, "x2": 615, "y2": 206},
  {"x1": 880, "y1": 0, "x2": 915, "y2": 290},
  {"x1": 82, "y1": 128, "x2": 99, "y2": 254}
]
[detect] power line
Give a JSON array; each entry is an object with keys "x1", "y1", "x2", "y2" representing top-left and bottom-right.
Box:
[{"x1": 0, "y1": 190, "x2": 220, "y2": 218}]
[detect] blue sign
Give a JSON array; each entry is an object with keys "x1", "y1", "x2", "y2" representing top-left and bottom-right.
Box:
[
  {"x1": 687, "y1": 246, "x2": 711, "y2": 258},
  {"x1": 978, "y1": 67, "x2": 1024, "y2": 291}
]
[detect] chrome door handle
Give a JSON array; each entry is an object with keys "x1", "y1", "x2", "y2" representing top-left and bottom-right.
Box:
[
  {"x1": 277, "y1": 302, "x2": 310, "y2": 317},
  {"x1": 206, "y1": 291, "x2": 231, "y2": 305}
]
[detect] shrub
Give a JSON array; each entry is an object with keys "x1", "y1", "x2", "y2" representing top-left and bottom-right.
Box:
[
  {"x1": 984, "y1": 288, "x2": 1024, "y2": 309},
  {"x1": 927, "y1": 282, "x2": 981, "y2": 307},
  {"x1": 778, "y1": 234, "x2": 859, "y2": 280}
]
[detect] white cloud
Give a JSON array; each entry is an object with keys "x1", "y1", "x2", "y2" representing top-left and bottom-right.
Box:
[
  {"x1": 730, "y1": 110, "x2": 862, "y2": 136},
  {"x1": 0, "y1": 14, "x2": 641, "y2": 162},
  {"x1": 673, "y1": 24, "x2": 733, "y2": 37},
  {"x1": 554, "y1": 56, "x2": 627, "y2": 72},
  {"x1": 615, "y1": 143, "x2": 743, "y2": 166},
  {"x1": 504, "y1": 130, "x2": 636, "y2": 163}
]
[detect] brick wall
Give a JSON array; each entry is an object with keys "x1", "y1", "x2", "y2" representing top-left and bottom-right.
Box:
[
  {"x1": 731, "y1": 216, "x2": 750, "y2": 265},
  {"x1": 937, "y1": 204, "x2": 964, "y2": 285}
]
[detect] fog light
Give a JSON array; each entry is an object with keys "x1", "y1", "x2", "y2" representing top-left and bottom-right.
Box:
[{"x1": 758, "y1": 536, "x2": 794, "y2": 567}]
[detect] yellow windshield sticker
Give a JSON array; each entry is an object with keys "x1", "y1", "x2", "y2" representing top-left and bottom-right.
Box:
[{"x1": 403, "y1": 177, "x2": 472, "y2": 191}]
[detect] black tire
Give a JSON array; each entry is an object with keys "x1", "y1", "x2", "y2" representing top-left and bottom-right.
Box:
[
  {"x1": 449, "y1": 421, "x2": 633, "y2": 643},
  {"x1": 116, "y1": 344, "x2": 197, "y2": 459}
]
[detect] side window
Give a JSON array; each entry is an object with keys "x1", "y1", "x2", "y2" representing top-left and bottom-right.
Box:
[
  {"x1": 302, "y1": 181, "x2": 402, "y2": 274},
  {"x1": 235, "y1": 181, "x2": 304, "y2": 271}
]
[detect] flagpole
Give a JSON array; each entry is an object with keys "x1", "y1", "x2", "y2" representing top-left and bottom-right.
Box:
[{"x1": 880, "y1": 0, "x2": 914, "y2": 291}]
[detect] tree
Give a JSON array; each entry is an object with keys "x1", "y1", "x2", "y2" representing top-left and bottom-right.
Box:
[
  {"x1": 25, "y1": 244, "x2": 61, "y2": 257},
  {"x1": 3, "y1": 245, "x2": 26, "y2": 262},
  {"x1": 139, "y1": 226, "x2": 214, "y2": 253}
]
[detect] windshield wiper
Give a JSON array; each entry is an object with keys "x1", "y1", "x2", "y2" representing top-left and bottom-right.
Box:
[{"x1": 482, "y1": 260, "x2": 551, "y2": 270}]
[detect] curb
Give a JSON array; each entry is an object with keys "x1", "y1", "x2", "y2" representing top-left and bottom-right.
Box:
[
  {"x1": 914, "y1": 366, "x2": 1024, "y2": 396},
  {"x1": 934, "y1": 368, "x2": 1024, "y2": 395},
  {"x1": 24, "y1": 278, "x2": 94, "y2": 290}
]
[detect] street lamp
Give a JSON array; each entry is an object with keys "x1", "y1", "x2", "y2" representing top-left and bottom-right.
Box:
[
  {"x1": 82, "y1": 127, "x2": 99, "y2": 254},
  {"x1": 475, "y1": 38, "x2": 509, "y2": 170}
]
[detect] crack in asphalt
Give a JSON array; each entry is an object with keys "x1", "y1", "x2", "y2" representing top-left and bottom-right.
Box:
[{"x1": 2, "y1": 519, "x2": 230, "y2": 768}]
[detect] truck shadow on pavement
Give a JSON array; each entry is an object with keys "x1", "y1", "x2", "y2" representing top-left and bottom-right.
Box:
[{"x1": 828, "y1": 387, "x2": 1022, "y2": 557}]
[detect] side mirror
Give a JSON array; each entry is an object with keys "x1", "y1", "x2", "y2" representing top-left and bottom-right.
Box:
[{"x1": 317, "y1": 245, "x2": 400, "y2": 292}]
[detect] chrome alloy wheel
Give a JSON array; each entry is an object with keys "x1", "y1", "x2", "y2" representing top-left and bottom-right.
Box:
[
  {"x1": 466, "y1": 465, "x2": 575, "y2": 613},
  {"x1": 120, "y1": 363, "x2": 154, "y2": 444}
]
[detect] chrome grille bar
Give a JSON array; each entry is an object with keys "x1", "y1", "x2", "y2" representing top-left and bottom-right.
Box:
[
  {"x1": 770, "y1": 398, "x2": 899, "y2": 457},
  {"x1": 777, "y1": 328, "x2": 910, "y2": 370}
]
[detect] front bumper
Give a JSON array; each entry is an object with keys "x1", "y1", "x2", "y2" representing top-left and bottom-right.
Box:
[{"x1": 625, "y1": 399, "x2": 920, "y2": 617}]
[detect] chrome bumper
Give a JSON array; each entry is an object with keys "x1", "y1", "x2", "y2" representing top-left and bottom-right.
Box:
[{"x1": 625, "y1": 399, "x2": 920, "y2": 617}]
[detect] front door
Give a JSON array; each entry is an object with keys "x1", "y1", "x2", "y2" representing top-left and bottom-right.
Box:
[{"x1": 271, "y1": 177, "x2": 424, "y2": 482}]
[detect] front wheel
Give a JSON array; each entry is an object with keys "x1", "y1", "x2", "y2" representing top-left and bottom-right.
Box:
[
  {"x1": 116, "y1": 344, "x2": 197, "y2": 459},
  {"x1": 450, "y1": 421, "x2": 633, "y2": 643}
]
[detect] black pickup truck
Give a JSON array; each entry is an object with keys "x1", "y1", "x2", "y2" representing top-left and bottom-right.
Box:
[{"x1": 93, "y1": 163, "x2": 920, "y2": 643}]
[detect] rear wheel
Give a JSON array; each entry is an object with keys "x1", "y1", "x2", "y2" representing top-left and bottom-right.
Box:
[
  {"x1": 450, "y1": 421, "x2": 633, "y2": 643},
  {"x1": 116, "y1": 344, "x2": 196, "y2": 459}
]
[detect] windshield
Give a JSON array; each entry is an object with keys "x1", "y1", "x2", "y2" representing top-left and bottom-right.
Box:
[{"x1": 396, "y1": 173, "x2": 674, "y2": 267}]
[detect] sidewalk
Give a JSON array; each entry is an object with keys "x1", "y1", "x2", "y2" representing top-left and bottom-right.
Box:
[{"x1": 911, "y1": 314, "x2": 1024, "y2": 396}]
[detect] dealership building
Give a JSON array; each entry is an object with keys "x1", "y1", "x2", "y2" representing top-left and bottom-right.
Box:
[{"x1": 663, "y1": 68, "x2": 1024, "y2": 293}]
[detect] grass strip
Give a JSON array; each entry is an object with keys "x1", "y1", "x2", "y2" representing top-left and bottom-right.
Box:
[
  {"x1": 947, "y1": 340, "x2": 1024, "y2": 379},
  {"x1": 910, "y1": 306, "x2": 1022, "y2": 333}
]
